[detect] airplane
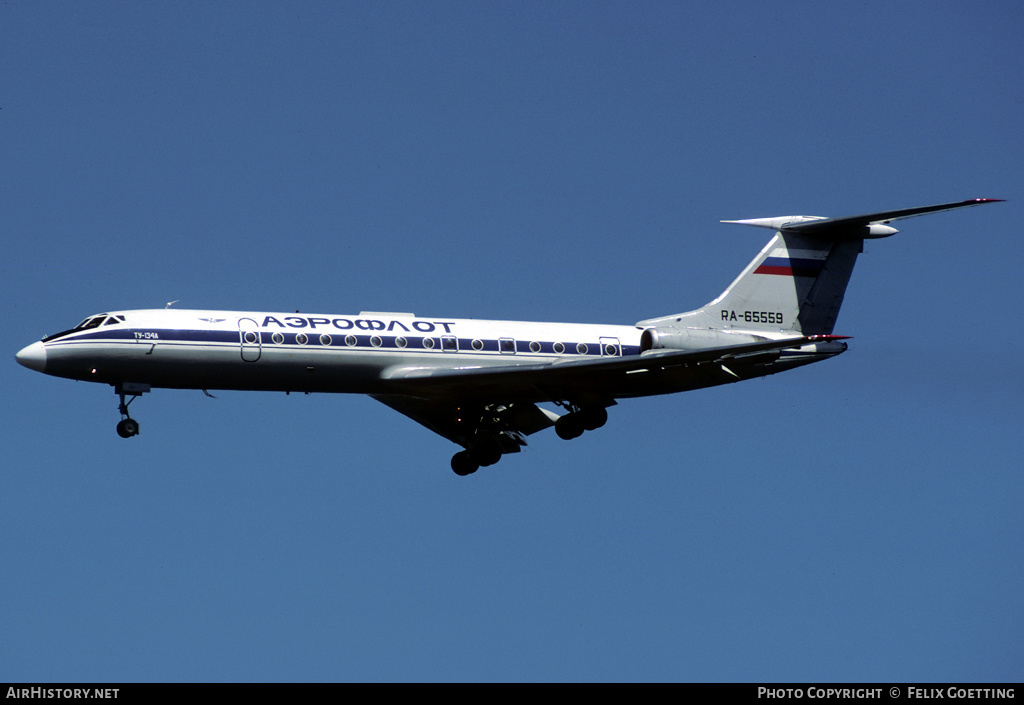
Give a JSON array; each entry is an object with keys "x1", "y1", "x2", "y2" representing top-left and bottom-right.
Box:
[{"x1": 16, "y1": 198, "x2": 1001, "y2": 475}]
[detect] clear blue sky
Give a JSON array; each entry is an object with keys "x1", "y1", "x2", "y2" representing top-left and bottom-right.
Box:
[{"x1": 2, "y1": 1, "x2": 1021, "y2": 682}]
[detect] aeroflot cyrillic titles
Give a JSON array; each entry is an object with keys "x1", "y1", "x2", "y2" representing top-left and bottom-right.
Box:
[
  {"x1": 258, "y1": 315, "x2": 457, "y2": 333},
  {"x1": 16, "y1": 199, "x2": 1002, "y2": 475}
]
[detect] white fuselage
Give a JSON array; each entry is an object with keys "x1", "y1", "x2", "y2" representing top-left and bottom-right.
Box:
[
  {"x1": 19, "y1": 308, "x2": 647, "y2": 396},
  {"x1": 17, "y1": 307, "x2": 843, "y2": 409}
]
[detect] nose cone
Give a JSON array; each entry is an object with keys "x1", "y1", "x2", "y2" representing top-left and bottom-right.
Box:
[{"x1": 16, "y1": 341, "x2": 47, "y2": 373}]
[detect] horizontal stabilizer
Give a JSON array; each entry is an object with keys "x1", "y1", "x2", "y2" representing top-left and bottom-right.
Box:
[{"x1": 723, "y1": 198, "x2": 1003, "y2": 240}]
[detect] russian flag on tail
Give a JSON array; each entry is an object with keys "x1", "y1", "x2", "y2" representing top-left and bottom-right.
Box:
[{"x1": 754, "y1": 250, "x2": 826, "y2": 277}]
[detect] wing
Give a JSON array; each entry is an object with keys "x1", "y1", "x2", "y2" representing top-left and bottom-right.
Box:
[
  {"x1": 378, "y1": 334, "x2": 834, "y2": 404},
  {"x1": 371, "y1": 335, "x2": 837, "y2": 450},
  {"x1": 371, "y1": 394, "x2": 559, "y2": 452}
]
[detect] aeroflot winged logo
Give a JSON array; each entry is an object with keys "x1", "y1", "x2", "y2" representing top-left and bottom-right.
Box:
[{"x1": 14, "y1": 198, "x2": 1003, "y2": 476}]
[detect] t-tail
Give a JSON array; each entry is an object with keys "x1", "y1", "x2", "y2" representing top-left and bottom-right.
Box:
[{"x1": 638, "y1": 199, "x2": 1003, "y2": 345}]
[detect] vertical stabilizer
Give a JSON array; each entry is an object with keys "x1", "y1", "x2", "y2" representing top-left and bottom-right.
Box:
[
  {"x1": 710, "y1": 231, "x2": 861, "y2": 335},
  {"x1": 639, "y1": 231, "x2": 860, "y2": 335},
  {"x1": 637, "y1": 199, "x2": 1002, "y2": 336}
]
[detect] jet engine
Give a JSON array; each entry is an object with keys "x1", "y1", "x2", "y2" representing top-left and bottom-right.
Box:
[{"x1": 639, "y1": 327, "x2": 765, "y2": 353}]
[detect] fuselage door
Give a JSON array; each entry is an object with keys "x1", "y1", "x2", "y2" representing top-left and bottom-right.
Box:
[
  {"x1": 600, "y1": 337, "x2": 621, "y2": 357},
  {"x1": 238, "y1": 318, "x2": 262, "y2": 362}
]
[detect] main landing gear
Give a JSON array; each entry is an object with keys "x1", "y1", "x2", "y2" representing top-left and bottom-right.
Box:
[
  {"x1": 114, "y1": 383, "x2": 149, "y2": 438},
  {"x1": 451, "y1": 439, "x2": 504, "y2": 476},
  {"x1": 449, "y1": 404, "x2": 610, "y2": 476},
  {"x1": 554, "y1": 405, "x2": 607, "y2": 440}
]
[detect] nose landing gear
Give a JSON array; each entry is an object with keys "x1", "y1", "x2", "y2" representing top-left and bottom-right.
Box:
[{"x1": 114, "y1": 383, "x2": 149, "y2": 438}]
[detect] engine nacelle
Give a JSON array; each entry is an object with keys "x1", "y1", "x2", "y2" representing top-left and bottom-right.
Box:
[{"x1": 639, "y1": 327, "x2": 764, "y2": 353}]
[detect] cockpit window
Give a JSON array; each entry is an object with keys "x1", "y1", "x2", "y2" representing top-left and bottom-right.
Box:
[
  {"x1": 76, "y1": 316, "x2": 107, "y2": 331},
  {"x1": 103, "y1": 315, "x2": 125, "y2": 326},
  {"x1": 42, "y1": 314, "x2": 112, "y2": 342}
]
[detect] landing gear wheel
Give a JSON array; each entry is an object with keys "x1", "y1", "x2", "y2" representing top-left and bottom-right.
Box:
[
  {"x1": 555, "y1": 414, "x2": 585, "y2": 440},
  {"x1": 581, "y1": 407, "x2": 608, "y2": 431},
  {"x1": 451, "y1": 450, "x2": 479, "y2": 476},
  {"x1": 116, "y1": 418, "x2": 140, "y2": 438},
  {"x1": 471, "y1": 443, "x2": 502, "y2": 468}
]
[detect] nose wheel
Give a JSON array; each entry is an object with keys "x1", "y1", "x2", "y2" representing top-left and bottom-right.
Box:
[{"x1": 116, "y1": 417, "x2": 140, "y2": 438}]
